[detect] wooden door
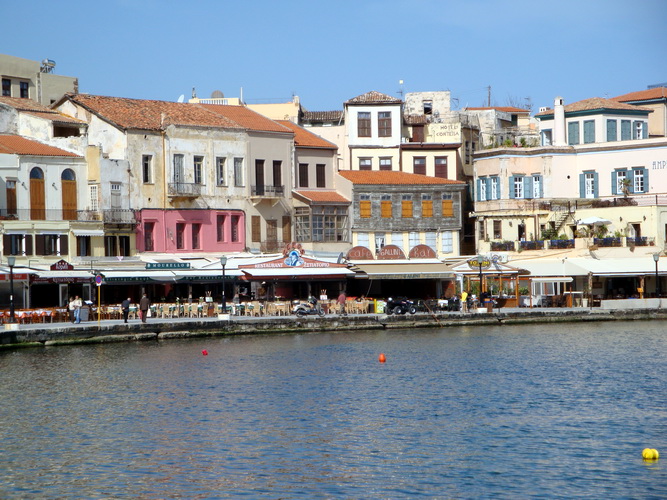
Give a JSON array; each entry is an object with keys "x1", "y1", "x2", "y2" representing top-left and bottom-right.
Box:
[
  {"x1": 30, "y1": 178, "x2": 45, "y2": 220},
  {"x1": 62, "y1": 180, "x2": 77, "y2": 220}
]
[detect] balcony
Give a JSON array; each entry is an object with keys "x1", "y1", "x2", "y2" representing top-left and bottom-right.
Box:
[
  {"x1": 490, "y1": 241, "x2": 515, "y2": 251},
  {"x1": 0, "y1": 209, "x2": 102, "y2": 221},
  {"x1": 103, "y1": 209, "x2": 138, "y2": 224},
  {"x1": 519, "y1": 240, "x2": 544, "y2": 251},
  {"x1": 626, "y1": 236, "x2": 655, "y2": 247},
  {"x1": 593, "y1": 237, "x2": 622, "y2": 247},
  {"x1": 168, "y1": 182, "x2": 202, "y2": 198},
  {"x1": 251, "y1": 185, "x2": 285, "y2": 197}
]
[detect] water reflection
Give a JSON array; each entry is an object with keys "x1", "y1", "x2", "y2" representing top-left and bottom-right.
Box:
[{"x1": 1, "y1": 322, "x2": 666, "y2": 498}]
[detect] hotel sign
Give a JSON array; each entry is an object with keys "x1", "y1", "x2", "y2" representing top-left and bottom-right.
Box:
[
  {"x1": 146, "y1": 263, "x2": 191, "y2": 269},
  {"x1": 426, "y1": 122, "x2": 461, "y2": 143}
]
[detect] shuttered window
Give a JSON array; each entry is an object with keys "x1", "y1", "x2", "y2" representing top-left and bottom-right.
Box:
[
  {"x1": 381, "y1": 195, "x2": 392, "y2": 218},
  {"x1": 607, "y1": 120, "x2": 617, "y2": 142},
  {"x1": 378, "y1": 112, "x2": 392, "y2": 137},
  {"x1": 413, "y1": 157, "x2": 426, "y2": 175},
  {"x1": 282, "y1": 215, "x2": 291, "y2": 243},
  {"x1": 401, "y1": 196, "x2": 413, "y2": 218},
  {"x1": 357, "y1": 112, "x2": 371, "y2": 137},
  {"x1": 434, "y1": 157, "x2": 447, "y2": 178},
  {"x1": 251, "y1": 216, "x2": 261, "y2": 242},
  {"x1": 442, "y1": 194, "x2": 454, "y2": 217},
  {"x1": 360, "y1": 195, "x2": 371, "y2": 218},
  {"x1": 583, "y1": 120, "x2": 595, "y2": 144},
  {"x1": 422, "y1": 194, "x2": 433, "y2": 217},
  {"x1": 567, "y1": 122, "x2": 580, "y2": 145}
]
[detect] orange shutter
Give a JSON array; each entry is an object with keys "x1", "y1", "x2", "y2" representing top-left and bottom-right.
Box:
[
  {"x1": 442, "y1": 200, "x2": 454, "y2": 217},
  {"x1": 360, "y1": 200, "x2": 371, "y2": 218}
]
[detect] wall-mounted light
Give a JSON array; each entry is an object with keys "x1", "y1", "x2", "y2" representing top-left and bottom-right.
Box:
[
  {"x1": 619, "y1": 217, "x2": 623, "y2": 222},
  {"x1": 644, "y1": 215, "x2": 647, "y2": 221},
  {"x1": 52, "y1": 182, "x2": 57, "y2": 189}
]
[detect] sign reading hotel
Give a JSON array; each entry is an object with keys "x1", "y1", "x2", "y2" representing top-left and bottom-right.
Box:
[{"x1": 426, "y1": 122, "x2": 461, "y2": 143}]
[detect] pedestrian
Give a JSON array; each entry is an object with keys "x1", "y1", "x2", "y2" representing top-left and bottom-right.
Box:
[
  {"x1": 337, "y1": 290, "x2": 347, "y2": 316},
  {"x1": 461, "y1": 290, "x2": 468, "y2": 313},
  {"x1": 68, "y1": 297, "x2": 75, "y2": 322},
  {"x1": 73, "y1": 295, "x2": 83, "y2": 324},
  {"x1": 121, "y1": 297, "x2": 131, "y2": 323},
  {"x1": 139, "y1": 293, "x2": 150, "y2": 323}
]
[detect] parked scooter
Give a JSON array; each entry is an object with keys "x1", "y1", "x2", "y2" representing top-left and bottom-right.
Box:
[{"x1": 293, "y1": 296, "x2": 326, "y2": 317}]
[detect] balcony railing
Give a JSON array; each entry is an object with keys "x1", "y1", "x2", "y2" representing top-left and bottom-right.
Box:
[
  {"x1": 168, "y1": 182, "x2": 202, "y2": 197},
  {"x1": 626, "y1": 236, "x2": 655, "y2": 247},
  {"x1": 0, "y1": 209, "x2": 103, "y2": 222},
  {"x1": 549, "y1": 239, "x2": 575, "y2": 249},
  {"x1": 251, "y1": 185, "x2": 285, "y2": 197},
  {"x1": 593, "y1": 237, "x2": 622, "y2": 247},
  {"x1": 103, "y1": 209, "x2": 138, "y2": 224},
  {"x1": 519, "y1": 240, "x2": 544, "y2": 250},
  {"x1": 490, "y1": 241, "x2": 515, "y2": 251}
]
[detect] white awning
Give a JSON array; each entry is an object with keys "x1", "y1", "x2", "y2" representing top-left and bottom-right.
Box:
[
  {"x1": 37, "y1": 271, "x2": 93, "y2": 279},
  {"x1": 530, "y1": 277, "x2": 573, "y2": 283},
  {"x1": 102, "y1": 270, "x2": 176, "y2": 282},
  {"x1": 173, "y1": 269, "x2": 244, "y2": 281},
  {"x1": 352, "y1": 262, "x2": 454, "y2": 280},
  {"x1": 241, "y1": 267, "x2": 355, "y2": 278},
  {"x1": 72, "y1": 229, "x2": 105, "y2": 237}
]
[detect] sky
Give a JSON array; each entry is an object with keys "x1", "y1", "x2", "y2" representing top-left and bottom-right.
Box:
[{"x1": 3, "y1": 0, "x2": 667, "y2": 114}]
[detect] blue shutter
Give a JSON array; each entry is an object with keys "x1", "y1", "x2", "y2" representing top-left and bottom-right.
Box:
[
  {"x1": 593, "y1": 172, "x2": 599, "y2": 198},
  {"x1": 627, "y1": 169, "x2": 635, "y2": 194},
  {"x1": 643, "y1": 167, "x2": 649, "y2": 193},
  {"x1": 584, "y1": 120, "x2": 595, "y2": 144},
  {"x1": 486, "y1": 177, "x2": 492, "y2": 199},
  {"x1": 539, "y1": 175, "x2": 544, "y2": 198},
  {"x1": 496, "y1": 177, "x2": 502, "y2": 199},
  {"x1": 524, "y1": 176, "x2": 533, "y2": 199},
  {"x1": 579, "y1": 173, "x2": 585, "y2": 198},
  {"x1": 568, "y1": 122, "x2": 580, "y2": 145},
  {"x1": 476, "y1": 178, "x2": 482, "y2": 201},
  {"x1": 643, "y1": 122, "x2": 648, "y2": 139},
  {"x1": 611, "y1": 171, "x2": 618, "y2": 195},
  {"x1": 607, "y1": 120, "x2": 617, "y2": 142},
  {"x1": 509, "y1": 176, "x2": 515, "y2": 199}
]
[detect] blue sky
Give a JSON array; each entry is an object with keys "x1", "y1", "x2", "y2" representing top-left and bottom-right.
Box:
[{"x1": 3, "y1": 0, "x2": 666, "y2": 113}]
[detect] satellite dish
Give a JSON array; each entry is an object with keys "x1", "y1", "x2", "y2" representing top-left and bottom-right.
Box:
[{"x1": 177, "y1": 94, "x2": 185, "y2": 103}]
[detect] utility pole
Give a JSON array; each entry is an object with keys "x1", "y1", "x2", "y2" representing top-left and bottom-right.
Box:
[{"x1": 487, "y1": 86, "x2": 491, "y2": 107}]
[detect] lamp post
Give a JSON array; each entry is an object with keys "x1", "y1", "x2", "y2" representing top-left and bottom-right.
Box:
[
  {"x1": 8, "y1": 256, "x2": 15, "y2": 323},
  {"x1": 220, "y1": 256, "x2": 228, "y2": 314},
  {"x1": 653, "y1": 252, "x2": 661, "y2": 298},
  {"x1": 477, "y1": 255, "x2": 484, "y2": 296}
]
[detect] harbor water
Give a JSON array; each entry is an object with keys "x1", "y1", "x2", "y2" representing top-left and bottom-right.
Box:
[{"x1": 1, "y1": 321, "x2": 666, "y2": 498}]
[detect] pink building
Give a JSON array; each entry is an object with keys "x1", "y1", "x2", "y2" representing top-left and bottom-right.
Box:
[{"x1": 137, "y1": 209, "x2": 245, "y2": 253}]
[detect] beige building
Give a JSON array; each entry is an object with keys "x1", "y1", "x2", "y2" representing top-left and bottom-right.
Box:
[
  {"x1": 613, "y1": 86, "x2": 667, "y2": 138},
  {"x1": 0, "y1": 54, "x2": 78, "y2": 106}
]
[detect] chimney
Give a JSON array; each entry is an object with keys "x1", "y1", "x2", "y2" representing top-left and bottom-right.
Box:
[{"x1": 553, "y1": 96, "x2": 566, "y2": 146}]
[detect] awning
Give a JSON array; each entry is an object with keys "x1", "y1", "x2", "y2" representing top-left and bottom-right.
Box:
[
  {"x1": 530, "y1": 277, "x2": 573, "y2": 283},
  {"x1": 72, "y1": 229, "x2": 105, "y2": 237},
  {"x1": 352, "y1": 262, "x2": 454, "y2": 280},
  {"x1": 101, "y1": 270, "x2": 176, "y2": 283},
  {"x1": 241, "y1": 267, "x2": 355, "y2": 279},
  {"x1": 31, "y1": 270, "x2": 94, "y2": 284},
  {"x1": 173, "y1": 269, "x2": 244, "y2": 281}
]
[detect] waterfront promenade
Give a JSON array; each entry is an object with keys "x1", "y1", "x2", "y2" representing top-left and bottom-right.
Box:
[{"x1": 2, "y1": 305, "x2": 665, "y2": 350}]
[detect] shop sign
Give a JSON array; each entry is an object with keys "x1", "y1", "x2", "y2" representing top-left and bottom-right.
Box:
[
  {"x1": 467, "y1": 256, "x2": 491, "y2": 270},
  {"x1": 347, "y1": 246, "x2": 374, "y2": 260},
  {"x1": 377, "y1": 245, "x2": 406, "y2": 260},
  {"x1": 408, "y1": 244, "x2": 437, "y2": 259},
  {"x1": 50, "y1": 259, "x2": 73, "y2": 271},
  {"x1": 146, "y1": 262, "x2": 190, "y2": 269}
]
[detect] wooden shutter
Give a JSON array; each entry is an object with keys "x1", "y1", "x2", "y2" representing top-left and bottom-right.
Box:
[
  {"x1": 273, "y1": 161, "x2": 281, "y2": 187},
  {"x1": 25, "y1": 235, "x2": 33, "y2": 255},
  {"x1": 62, "y1": 179, "x2": 77, "y2": 220},
  {"x1": 30, "y1": 178, "x2": 45, "y2": 220},
  {"x1": 35, "y1": 235, "x2": 45, "y2": 255},
  {"x1": 60, "y1": 235, "x2": 68, "y2": 255},
  {"x1": 401, "y1": 200, "x2": 413, "y2": 218},
  {"x1": 360, "y1": 200, "x2": 371, "y2": 218},
  {"x1": 422, "y1": 200, "x2": 433, "y2": 217},
  {"x1": 6, "y1": 184, "x2": 16, "y2": 215},
  {"x1": 442, "y1": 200, "x2": 454, "y2": 217},
  {"x1": 251, "y1": 215, "x2": 261, "y2": 242},
  {"x1": 381, "y1": 200, "x2": 392, "y2": 218},
  {"x1": 282, "y1": 216, "x2": 291, "y2": 243},
  {"x1": 3, "y1": 235, "x2": 10, "y2": 255}
]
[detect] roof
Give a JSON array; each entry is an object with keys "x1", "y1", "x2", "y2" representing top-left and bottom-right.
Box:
[
  {"x1": 64, "y1": 94, "x2": 244, "y2": 131},
  {"x1": 338, "y1": 170, "x2": 464, "y2": 185},
  {"x1": 612, "y1": 87, "x2": 667, "y2": 103},
  {"x1": 200, "y1": 104, "x2": 292, "y2": 133},
  {"x1": 0, "y1": 134, "x2": 80, "y2": 157},
  {"x1": 465, "y1": 106, "x2": 530, "y2": 113},
  {"x1": 293, "y1": 190, "x2": 350, "y2": 204},
  {"x1": 301, "y1": 110, "x2": 344, "y2": 123},
  {"x1": 0, "y1": 96, "x2": 85, "y2": 125},
  {"x1": 535, "y1": 97, "x2": 652, "y2": 117},
  {"x1": 345, "y1": 91, "x2": 402, "y2": 105},
  {"x1": 276, "y1": 120, "x2": 337, "y2": 148}
]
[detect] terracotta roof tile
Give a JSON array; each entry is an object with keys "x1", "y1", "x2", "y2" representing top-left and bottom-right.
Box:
[
  {"x1": 338, "y1": 170, "x2": 464, "y2": 185},
  {"x1": 276, "y1": 120, "x2": 337, "y2": 149},
  {"x1": 345, "y1": 91, "x2": 402, "y2": 105},
  {"x1": 612, "y1": 87, "x2": 667, "y2": 102},
  {"x1": 0, "y1": 134, "x2": 80, "y2": 157},
  {"x1": 67, "y1": 94, "x2": 243, "y2": 131},
  {"x1": 200, "y1": 104, "x2": 292, "y2": 133},
  {"x1": 294, "y1": 190, "x2": 350, "y2": 203},
  {"x1": 23, "y1": 110, "x2": 85, "y2": 125},
  {"x1": 0, "y1": 96, "x2": 85, "y2": 125},
  {"x1": 301, "y1": 110, "x2": 344, "y2": 123},
  {"x1": 535, "y1": 97, "x2": 652, "y2": 117}
]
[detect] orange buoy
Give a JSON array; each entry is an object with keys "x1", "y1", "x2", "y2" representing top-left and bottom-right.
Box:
[
  {"x1": 202, "y1": 349, "x2": 208, "y2": 356},
  {"x1": 378, "y1": 353, "x2": 386, "y2": 363}
]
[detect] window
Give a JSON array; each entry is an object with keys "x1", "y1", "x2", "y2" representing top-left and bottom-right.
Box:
[
  {"x1": 295, "y1": 206, "x2": 348, "y2": 242},
  {"x1": 144, "y1": 222, "x2": 155, "y2": 251},
  {"x1": 359, "y1": 194, "x2": 371, "y2": 218},
  {"x1": 532, "y1": 175, "x2": 542, "y2": 198},
  {"x1": 401, "y1": 195, "x2": 413, "y2": 218},
  {"x1": 119, "y1": 236, "x2": 130, "y2": 256},
  {"x1": 190, "y1": 154, "x2": 202, "y2": 183},
  {"x1": 442, "y1": 193, "x2": 454, "y2": 217},
  {"x1": 217, "y1": 214, "x2": 225, "y2": 241},
  {"x1": 110, "y1": 183, "x2": 121, "y2": 209},
  {"x1": 282, "y1": 215, "x2": 291, "y2": 243},
  {"x1": 379, "y1": 157, "x2": 392, "y2": 171},
  {"x1": 375, "y1": 233, "x2": 385, "y2": 251},
  {"x1": 234, "y1": 158, "x2": 244, "y2": 186},
  {"x1": 580, "y1": 171, "x2": 598, "y2": 199},
  {"x1": 583, "y1": 120, "x2": 595, "y2": 144},
  {"x1": 381, "y1": 195, "x2": 392, "y2": 218},
  {"x1": 176, "y1": 223, "x2": 185, "y2": 249},
  {"x1": 1, "y1": 78, "x2": 9, "y2": 96},
  {"x1": 634, "y1": 121, "x2": 645, "y2": 140},
  {"x1": 19, "y1": 81, "x2": 28, "y2": 98},
  {"x1": 6, "y1": 234, "x2": 24, "y2": 255},
  {"x1": 568, "y1": 122, "x2": 580, "y2": 145},
  {"x1": 192, "y1": 223, "x2": 201, "y2": 249},
  {"x1": 441, "y1": 231, "x2": 453, "y2": 253},
  {"x1": 104, "y1": 236, "x2": 117, "y2": 257},
  {"x1": 231, "y1": 215, "x2": 240, "y2": 242},
  {"x1": 425, "y1": 232, "x2": 436, "y2": 251},
  {"x1": 479, "y1": 220, "x2": 486, "y2": 241},
  {"x1": 358, "y1": 112, "x2": 371, "y2": 137},
  {"x1": 422, "y1": 194, "x2": 433, "y2": 217},
  {"x1": 541, "y1": 129, "x2": 553, "y2": 146},
  {"x1": 493, "y1": 220, "x2": 502, "y2": 239},
  {"x1": 88, "y1": 184, "x2": 99, "y2": 211},
  {"x1": 409, "y1": 232, "x2": 420, "y2": 249},
  {"x1": 255, "y1": 160, "x2": 265, "y2": 195},
  {"x1": 316, "y1": 164, "x2": 326, "y2": 188},
  {"x1": 359, "y1": 158, "x2": 372, "y2": 170},
  {"x1": 76, "y1": 236, "x2": 91, "y2": 257},
  {"x1": 252, "y1": 215, "x2": 261, "y2": 242},
  {"x1": 357, "y1": 232, "x2": 369, "y2": 248},
  {"x1": 434, "y1": 157, "x2": 448, "y2": 178},
  {"x1": 173, "y1": 154, "x2": 184, "y2": 183},
  {"x1": 513, "y1": 176, "x2": 524, "y2": 199},
  {"x1": 142, "y1": 155, "x2": 152, "y2": 183},
  {"x1": 478, "y1": 177, "x2": 487, "y2": 201},
  {"x1": 607, "y1": 120, "x2": 617, "y2": 142},
  {"x1": 490, "y1": 177, "x2": 499, "y2": 200},
  {"x1": 392, "y1": 232, "x2": 403, "y2": 249},
  {"x1": 36, "y1": 234, "x2": 61, "y2": 256},
  {"x1": 295, "y1": 207, "x2": 310, "y2": 242},
  {"x1": 378, "y1": 111, "x2": 392, "y2": 137},
  {"x1": 633, "y1": 167, "x2": 648, "y2": 193},
  {"x1": 621, "y1": 120, "x2": 631, "y2": 140},
  {"x1": 6, "y1": 180, "x2": 16, "y2": 216},
  {"x1": 423, "y1": 100, "x2": 433, "y2": 115},
  {"x1": 298, "y1": 163, "x2": 309, "y2": 188},
  {"x1": 273, "y1": 161, "x2": 282, "y2": 188},
  {"x1": 615, "y1": 169, "x2": 628, "y2": 195},
  {"x1": 413, "y1": 157, "x2": 426, "y2": 175},
  {"x1": 216, "y1": 157, "x2": 226, "y2": 186}
]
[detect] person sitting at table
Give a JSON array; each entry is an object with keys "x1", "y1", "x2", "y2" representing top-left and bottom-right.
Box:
[{"x1": 121, "y1": 297, "x2": 132, "y2": 323}]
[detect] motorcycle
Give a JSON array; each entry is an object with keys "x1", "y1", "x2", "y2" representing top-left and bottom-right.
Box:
[
  {"x1": 386, "y1": 297, "x2": 417, "y2": 315},
  {"x1": 293, "y1": 296, "x2": 326, "y2": 318}
]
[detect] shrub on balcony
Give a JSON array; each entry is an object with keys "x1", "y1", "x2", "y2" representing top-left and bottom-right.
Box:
[{"x1": 490, "y1": 241, "x2": 515, "y2": 251}]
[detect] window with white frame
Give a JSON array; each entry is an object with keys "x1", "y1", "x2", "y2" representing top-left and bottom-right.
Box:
[
  {"x1": 425, "y1": 232, "x2": 436, "y2": 251},
  {"x1": 110, "y1": 183, "x2": 121, "y2": 208},
  {"x1": 585, "y1": 172, "x2": 596, "y2": 198},
  {"x1": 491, "y1": 177, "x2": 499, "y2": 200},
  {"x1": 441, "y1": 231, "x2": 453, "y2": 253},
  {"x1": 357, "y1": 232, "x2": 369, "y2": 248},
  {"x1": 216, "y1": 157, "x2": 226, "y2": 186},
  {"x1": 409, "y1": 231, "x2": 420, "y2": 249},
  {"x1": 374, "y1": 233, "x2": 385, "y2": 251},
  {"x1": 194, "y1": 156, "x2": 203, "y2": 184},
  {"x1": 532, "y1": 175, "x2": 542, "y2": 198},
  {"x1": 633, "y1": 168, "x2": 645, "y2": 193},
  {"x1": 514, "y1": 176, "x2": 524, "y2": 199},
  {"x1": 89, "y1": 184, "x2": 99, "y2": 211},
  {"x1": 479, "y1": 177, "x2": 487, "y2": 201},
  {"x1": 616, "y1": 170, "x2": 627, "y2": 195},
  {"x1": 173, "y1": 154, "x2": 184, "y2": 183}
]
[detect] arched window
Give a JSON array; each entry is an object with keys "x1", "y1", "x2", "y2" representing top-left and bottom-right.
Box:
[
  {"x1": 30, "y1": 167, "x2": 44, "y2": 179},
  {"x1": 61, "y1": 169, "x2": 76, "y2": 181}
]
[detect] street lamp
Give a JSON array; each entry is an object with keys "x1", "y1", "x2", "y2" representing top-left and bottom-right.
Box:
[
  {"x1": 8, "y1": 256, "x2": 15, "y2": 323},
  {"x1": 220, "y1": 255, "x2": 228, "y2": 314},
  {"x1": 653, "y1": 252, "x2": 661, "y2": 298}
]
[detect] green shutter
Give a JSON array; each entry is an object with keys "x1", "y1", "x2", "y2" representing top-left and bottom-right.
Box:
[
  {"x1": 627, "y1": 169, "x2": 635, "y2": 194},
  {"x1": 579, "y1": 173, "x2": 585, "y2": 198},
  {"x1": 584, "y1": 120, "x2": 595, "y2": 144},
  {"x1": 643, "y1": 122, "x2": 648, "y2": 139},
  {"x1": 524, "y1": 176, "x2": 533, "y2": 199},
  {"x1": 611, "y1": 171, "x2": 618, "y2": 195},
  {"x1": 607, "y1": 120, "x2": 617, "y2": 142},
  {"x1": 509, "y1": 176, "x2": 515, "y2": 199},
  {"x1": 621, "y1": 120, "x2": 631, "y2": 140},
  {"x1": 477, "y1": 178, "x2": 482, "y2": 201},
  {"x1": 568, "y1": 122, "x2": 580, "y2": 145},
  {"x1": 486, "y1": 177, "x2": 492, "y2": 199},
  {"x1": 593, "y1": 172, "x2": 599, "y2": 198},
  {"x1": 642, "y1": 167, "x2": 649, "y2": 193}
]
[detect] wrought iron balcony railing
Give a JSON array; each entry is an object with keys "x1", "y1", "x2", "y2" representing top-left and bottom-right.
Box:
[
  {"x1": 251, "y1": 185, "x2": 285, "y2": 197},
  {"x1": 168, "y1": 182, "x2": 202, "y2": 197}
]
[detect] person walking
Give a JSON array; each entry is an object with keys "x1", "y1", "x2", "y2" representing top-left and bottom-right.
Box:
[
  {"x1": 68, "y1": 297, "x2": 75, "y2": 322},
  {"x1": 139, "y1": 293, "x2": 150, "y2": 323},
  {"x1": 121, "y1": 297, "x2": 132, "y2": 323},
  {"x1": 73, "y1": 295, "x2": 83, "y2": 324},
  {"x1": 337, "y1": 290, "x2": 347, "y2": 316},
  {"x1": 461, "y1": 290, "x2": 468, "y2": 313}
]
